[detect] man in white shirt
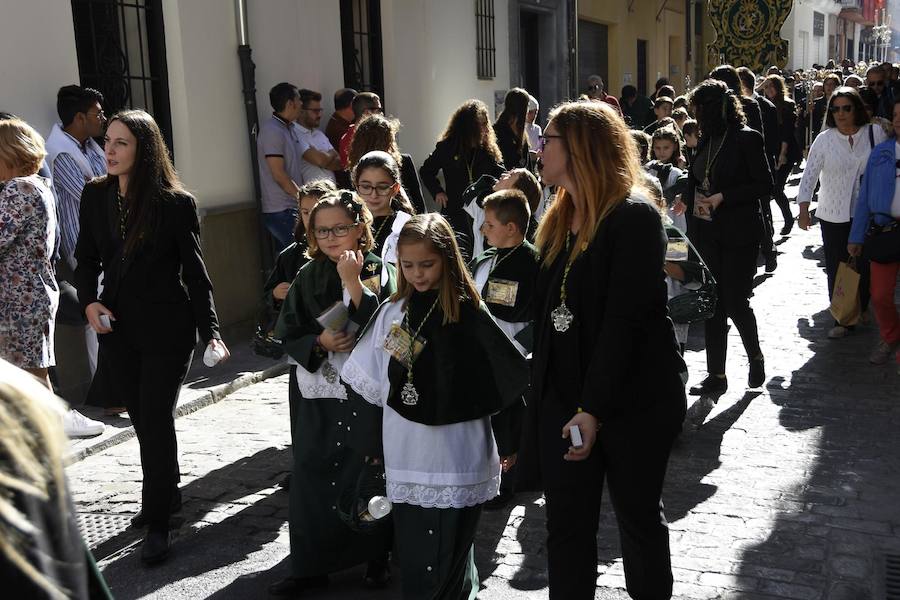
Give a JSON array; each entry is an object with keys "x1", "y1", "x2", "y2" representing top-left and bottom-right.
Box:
[
  {"x1": 295, "y1": 89, "x2": 341, "y2": 185},
  {"x1": 44, "y1": 86, "x2": 110, "y2": 438}
]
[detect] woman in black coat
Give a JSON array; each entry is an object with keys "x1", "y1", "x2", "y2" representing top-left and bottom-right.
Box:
[
  {"x1": 763, "y1": 74, "x2": 802, "y2": 234},
  {"x1": 419, "y1": 99, "x2": 505, "y2": 255},
  {"x1": 75, "y1": 110, "x2": 228, "y2": 565},
  {"x1": 493, "y1": 87, "x2": 531, "y2": 170},
  {"x1": 684, "y1": 80, "x2": 772, "y2": 396},
  {"x1": 527, "y1": 100, "x2": 687, "y2": 600}
]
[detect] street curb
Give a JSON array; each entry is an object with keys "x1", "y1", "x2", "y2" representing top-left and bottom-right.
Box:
[{"x1": 65, "y1": 361, "x2": 289, "y2": 464}]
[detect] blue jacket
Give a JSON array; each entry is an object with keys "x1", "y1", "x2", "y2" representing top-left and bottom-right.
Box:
[{"x1": 852, "y1": 137, "x2": 898, "y2": 244}]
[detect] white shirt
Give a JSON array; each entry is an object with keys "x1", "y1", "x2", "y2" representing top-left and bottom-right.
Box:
[
  {"x1": 525, "y1": 122, "x2": 542, "y2": 151},
  {"x1": 797, "y1": 124, "x2": 887, "y2": 223},
  {"x1": 295, "y1": 124, "x2": 337, "y2": 184},
  {"x1": 341, "y1": 301, "x2": 501, "y2": 509}
]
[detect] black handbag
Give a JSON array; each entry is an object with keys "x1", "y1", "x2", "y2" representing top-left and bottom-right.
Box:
[
  {"x1": 862, "y1": 212, "x2": 900, "y2": 264},
  {"x1": 666, "y1": 228, "x2": 718, "y2": 324},
  {"x1": 250, "y1": 303, "x2": 284, "y2": 359}
]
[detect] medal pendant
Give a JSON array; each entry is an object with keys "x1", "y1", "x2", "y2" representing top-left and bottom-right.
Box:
[
  {"x1": 322, "y1": 360, "x2": 338, "y2": 384},
  {"x1": 701, "y1": 177, "x2": 711, "y2": 193},
  {"x1": 400, "y1": 381, "x2": 419, "y2": 406},
  {"x1": 551, "y1": 302, "x2": 574, "y2": 333}
]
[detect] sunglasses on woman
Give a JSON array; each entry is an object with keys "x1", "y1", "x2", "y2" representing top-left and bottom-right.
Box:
[{"x1": 828, "y1": 104, "x2": 854, "y2": 114}]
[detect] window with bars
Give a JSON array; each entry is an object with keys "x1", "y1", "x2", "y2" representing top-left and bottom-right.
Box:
[
  {"x1": 70, "y1": 0, "x2": 173, "y2": 150},
  {"x1": 476, "y1": 0, "x2": 496, "y2": 80},
  {"x1": 340, "y1": 0, "x2": 385, "y2": 103}
]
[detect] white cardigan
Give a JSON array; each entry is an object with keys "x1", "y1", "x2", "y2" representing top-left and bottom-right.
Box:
[{"x1": 796, "y1": 124, "x2": 886, "y2": 223}]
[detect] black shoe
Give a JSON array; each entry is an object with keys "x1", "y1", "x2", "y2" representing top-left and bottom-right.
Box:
[
  {"x1": 484, "y1": 489, "x2": 515, "y2": 511},
  {"x1": 764, "y1": 253, "x2": 777, "y2": 273},
  {"x1": 268, "y1": 576, "x2": 329, "y2": 597},
  {"x1": 364, "y1": 558, "x2": 392, "y2": 589},
  {"x1": 780, "y1": 220, "x2": 794, "y2": 235},
  {"x1": 279, "y1": 472, "x2": 291, "y2": 490},
  {"x1": 141, "y1": 530, "x2": 170, "y2": 565},
  {"x1": 748, "y1": 356, "x2": 766, "y2": 388},
  {"x1": 131, "y1": 491, "x2": 183, "y2": 529},
  {"x1": 689, "y1": 375, "x2": 728, "y2": 396}
]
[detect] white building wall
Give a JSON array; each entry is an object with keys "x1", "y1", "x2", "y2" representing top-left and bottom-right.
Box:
[
  {"x1": 380, "y1": 0, "x2": 511, "y2": 166},
  {"x1": 782, "y1": 0, "x2": 841, "y2": 70},
  {"x1": 0, "y1": 0, "x2": 80, "y2": 139},
  {"x1": 161, "y1": 0, "x2": 254, "y2": 210}
]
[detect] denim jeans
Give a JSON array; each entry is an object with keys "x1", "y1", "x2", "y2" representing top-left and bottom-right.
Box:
[{"x1": 263, "y1": 208, "x2": 299, "y2": 253}]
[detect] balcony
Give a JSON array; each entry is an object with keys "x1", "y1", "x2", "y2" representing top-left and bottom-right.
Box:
[{"x1": 839, "y1": 0, "x2": 875, "y2": 26}]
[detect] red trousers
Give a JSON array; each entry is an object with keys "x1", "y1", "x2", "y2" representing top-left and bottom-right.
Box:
[{"x1": 869, "y1": 260, "x2": 900, "y2": 364}]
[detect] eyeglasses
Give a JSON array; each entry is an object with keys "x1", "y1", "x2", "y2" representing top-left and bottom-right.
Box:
[
  {"x1": 86, "y1": 110, "x2": 106, "y2": 121},
  {"x1": 588, "y1": 85, "x2": 602, "y2": 91},
  {"x1": 356, "y1": 183, "x2": 394, "y2": 196},
  {"x1": 538, "y1": 134, "x2": 563, "y2": 152},
  {"x1": 829, "y1": 104, "x2": 854, "y2": 113},
  {"x1": 313, "y1": 223, "x2": 359, "y2": 239}
]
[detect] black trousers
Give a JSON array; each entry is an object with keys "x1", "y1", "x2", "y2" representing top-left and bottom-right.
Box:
[
  {"x1": 695, "y1": 237, "x2": 761, "y2": 374},
  {"x1": 107, "y1": 340, "x2": 192, "y2": 531},
  {"x1": 759, "y1": 196, "x2": 776, "y2": 257},
  {"x1": 772, "y1": 163, "x2": 795, "y2": 226},
  {"x1": 819, "y1": 218, "x2": 870, "y2": 318},
  {"x1": 544, "y1": 416, "x2": 677, "y2": 600}
]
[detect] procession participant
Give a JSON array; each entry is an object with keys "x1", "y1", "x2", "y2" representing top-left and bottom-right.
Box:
[
  {"x1": 470, "y1": 189, "x2": 540, "y2": 510},
  {"x1": 351, "y1": 150, "x2": 415, "y2": 265},
  {"x1": 261, "y1": 178, "x2": 336, "y2": 476},
  {"x1": 493, "y1": 87, "x2": 531, "y2": 170},
  {"x1": 346, "y1": 114, "x2": 426, "y2": 215},
  {"x1": 342, "y1": 213, "x2": 528, "y2": 599},
  {"x1": 685, "y1": 80, "x2": 771, "y2": 395},
  {"x1": 419, "y1": 99, "x2": 505, "y2": 259},
  {"x1": 74, "y1": 110, "x2": 229, "y2": 564},
  {"x1": 528, "y1": 100, "x2": 687, "y2": 599},
  {"x1": 271, "y1": 191, "x2": 395, "y2": 595}
]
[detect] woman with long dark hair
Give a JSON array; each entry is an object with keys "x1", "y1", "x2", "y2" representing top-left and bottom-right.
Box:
[
  {"x1": 685, "y1": 80, "x2": 772, "y2": 396},
  {"x1": 74, "y1": 110, "x2": 229, "y2": 565},
  {"x1": 347, "y1": 114, "x2": 426, "y2": 215},
  {"x1": 493, "y1": 87, "x2": 531, "y2": 170},
  {"x1": 796, "y1": 86, "x2": 885, "y2": 339},
  {"x1": 762, "y1": 74, "x2": 801, "y2": 234},
  {"x1": 528, "y1": 101, "x2": 687, "y2": 599},
  {"x1": 419, "y1": 100, "x2": 505, "y2": 256}
]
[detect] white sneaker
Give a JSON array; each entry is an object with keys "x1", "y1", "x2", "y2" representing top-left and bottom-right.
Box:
[
  {"x1": 827, "y1": 325, "x2": 849, "y2": 339},
  {"x1": 64, "y1": 409, "x2": 105, "y2": 438}
]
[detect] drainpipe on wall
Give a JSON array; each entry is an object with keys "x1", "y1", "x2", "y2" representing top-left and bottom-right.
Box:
[
  {"x1": 235, "y1": 0, "x2": 273, "y2": 273},
  {"x1": 568, "y1": 0, "x2": 578, "y2": 99}
]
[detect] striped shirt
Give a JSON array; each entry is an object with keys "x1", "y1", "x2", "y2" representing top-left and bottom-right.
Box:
[{"x1": 51, "y1": 133, "x2": 106, "y2": 263}]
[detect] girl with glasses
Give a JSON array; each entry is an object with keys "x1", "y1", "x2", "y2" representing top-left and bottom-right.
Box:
[
  {"x1": 796, "y1": 86, "x2": 886, "y2": 339},
  {"x1": 352, "y1": 151, "x2": 416, "y2": 269},
  {"x1": 271, "y1": 191, "x2": 396, "y2": 596},
  {"x1": 347, "y1": 114, "x2": 427, "y2": 215}
]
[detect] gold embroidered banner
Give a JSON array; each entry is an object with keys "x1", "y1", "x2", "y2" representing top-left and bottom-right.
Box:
[{"x1": 707, "y1": 0, "x2": 792, "y2": 72}]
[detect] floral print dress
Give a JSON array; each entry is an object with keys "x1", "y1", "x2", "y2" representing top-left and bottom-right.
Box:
[{"x1": 0, "y1": 175, "x2": 59, "y2": 368}]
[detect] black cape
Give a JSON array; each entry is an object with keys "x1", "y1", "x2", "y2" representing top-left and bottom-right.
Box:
[
  {"x1": 469, "y1": 241, "x2": 539, "y2": 325},
  {"x1": 381, "y1": 290, "x2": 529, "y2": 426}
]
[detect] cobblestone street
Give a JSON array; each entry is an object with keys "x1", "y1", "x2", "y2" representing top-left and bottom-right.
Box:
[{"x1": 65, "y1": 174, "x2": 900, "y2": 600}]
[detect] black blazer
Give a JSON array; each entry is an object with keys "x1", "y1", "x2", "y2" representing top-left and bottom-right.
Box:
[
  {"x1": 530, "y1": 198, "x2": 687, "y2": 426},
  {"x1": 755, "y1": 93, "x2": 780, "y2": 165},
  {"x1": 74, "y1": 178, "x2": 220, "y2": 353},
  {"x1": 493, "y1": 121, "x2": 529, "y2": 170},
  {"x1": 419, "y1": 138, "x2": 505, "y2": 213},
  {"x1": 685, "y1": 126, "x2": 773, "y2": 247},
  {"x1": 399, "y1": 153, "x2": 426, "y2": 214}
]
